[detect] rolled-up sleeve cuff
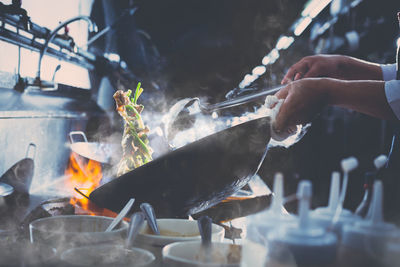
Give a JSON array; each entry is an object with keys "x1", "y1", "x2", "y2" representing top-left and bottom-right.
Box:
[
  {"x1": 385, "y1": 80, "x2": 400, "y2": 120},
  {"x1": 381, "y1": 64, "x2": 396, "y2": 81}
]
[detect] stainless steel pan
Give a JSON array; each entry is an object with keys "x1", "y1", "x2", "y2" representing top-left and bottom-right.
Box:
[{"x1": 69, "y1": 131, "x2": 117, "y2": 164}]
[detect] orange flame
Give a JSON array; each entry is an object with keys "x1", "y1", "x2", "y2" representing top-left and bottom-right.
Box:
[{"x1": 65, "y1": 153, "x2": 103, "y2": 214}]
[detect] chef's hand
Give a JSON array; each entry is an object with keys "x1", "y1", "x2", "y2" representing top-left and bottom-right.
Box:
[
  {"x1": 274, "y1": 77, "x2": 396, "y2": 131},
  {"x1": 281, "y1": 55, "x2": 346, "y2": 84},
  {"x1": 274, "y1": 78, "x2": 328, "y2": 132},
  {"x1": 281, "y1": 54, "x2": 382, "y2": 84}
]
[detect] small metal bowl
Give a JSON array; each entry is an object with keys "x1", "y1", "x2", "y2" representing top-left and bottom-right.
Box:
[
  {"x1": 60, "y1": 244, "x2": 155, "y2": 267},
  {"x1": 29, "y1": 215, "x2": 128, "y2": 251}
]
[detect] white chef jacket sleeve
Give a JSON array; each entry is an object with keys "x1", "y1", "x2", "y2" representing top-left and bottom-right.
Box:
[
  {"x1": 381, "y1": 64, "x2": 396, "y2": 81},
  {"x1": 385, "y1": 80, "x2": 400, "y2": 120}
]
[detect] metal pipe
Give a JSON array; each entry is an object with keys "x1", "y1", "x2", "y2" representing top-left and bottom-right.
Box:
[
  {"x1": 2, "y1": 14, "x2": 46, "y2": 36},
  {"x1": 2, "y1": 14, "x2": 72, "y2": 50},
  {"x1": 35, "y1": 16, "x2": 96, "y2": 85},
  {"x1": 83, "y1": 7, "x2": 138, "y2": 48}
]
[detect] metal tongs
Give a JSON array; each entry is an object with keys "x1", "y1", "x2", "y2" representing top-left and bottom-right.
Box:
[
  {"x1": 166, "y1": 84, "x2": 284, "y2": 141},
  {"x1": 185, "y1": 84, "x2": 284, "y2": 113}
]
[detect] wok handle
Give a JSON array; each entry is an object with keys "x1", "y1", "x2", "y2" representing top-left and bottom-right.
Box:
[{"x1": 69, "y1": 131, "x2": 88, "y2": 143}]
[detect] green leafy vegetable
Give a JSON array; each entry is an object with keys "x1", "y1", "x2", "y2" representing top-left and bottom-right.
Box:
[{"x1": 113, "y1": 82, "x2": 153, "y2": 176}]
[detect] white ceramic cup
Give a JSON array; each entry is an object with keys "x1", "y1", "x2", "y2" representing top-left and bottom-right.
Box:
[
  {"x1": 133, "y1": 219, "x2": 225, "y2": 266},
  {"x1": 162, "y1": 240, "x2": 241, "y2": 267},
  {"x1": 29, "y1": 215, "x2": 129, "y2": 251}
]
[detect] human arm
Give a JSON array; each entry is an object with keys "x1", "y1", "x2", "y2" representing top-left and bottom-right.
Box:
[
  {"x1": 281, "y1": 55, "x2": 384, "y2": 84},
  {"x1": 385, "y1": 80, "x2": 400, "y2": 120},
  {"x1": 274, "y1": 78, "x2": 398, "y2": 132},
  {"x1": 381, "y1": 63, "x2": 397, "y2": 81}
]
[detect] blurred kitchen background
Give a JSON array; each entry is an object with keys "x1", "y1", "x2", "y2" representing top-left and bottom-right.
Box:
[{"x1": 0, "y1": 0, "x2": 399, "y2": 219}]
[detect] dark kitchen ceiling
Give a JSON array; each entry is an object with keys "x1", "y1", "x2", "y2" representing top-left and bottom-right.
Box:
[{"x1": 91, "y1": 0, "x2": 308, "y2": 104}]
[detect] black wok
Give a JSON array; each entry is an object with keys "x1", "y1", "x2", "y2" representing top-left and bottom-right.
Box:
[
  {"x1": 0, "y1": 143, "x2": 35, "y2": 194},
  {"x1": 89, "y1": 116, "x2": 272, "y2": 217}
]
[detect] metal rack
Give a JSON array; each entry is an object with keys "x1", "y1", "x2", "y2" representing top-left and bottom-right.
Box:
[
  {"x1": 0, "y1": 2, "x2": 139, "y2": 93},
  {"x1": 0, "y1": 13, "x2": 96, "y2": 70}
]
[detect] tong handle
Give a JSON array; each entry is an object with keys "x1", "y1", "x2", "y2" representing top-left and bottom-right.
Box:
[{"x1": 126, "y1": 212, "x2": 145, "y2": 248}]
